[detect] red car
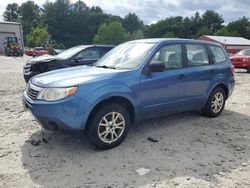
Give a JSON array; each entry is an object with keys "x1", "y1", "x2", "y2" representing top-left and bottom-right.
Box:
[
  {"x1": 230, "y1": 49, "x2": 250, "y2": 73},
  {"x1": 25, "y1": 47, "x2": 49, "y2": 57}
]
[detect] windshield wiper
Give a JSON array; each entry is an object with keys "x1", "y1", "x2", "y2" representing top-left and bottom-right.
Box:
[{"x1": 95, "y1": 65, "x2": 116, "y2": 69}]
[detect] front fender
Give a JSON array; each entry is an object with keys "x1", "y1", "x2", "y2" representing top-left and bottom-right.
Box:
[{"x1": 78, "y1": 84, "x2": 139, "y2": 129}]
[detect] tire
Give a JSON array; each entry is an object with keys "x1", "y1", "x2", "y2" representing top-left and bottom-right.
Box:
[
  {"x1": 247, "y1": 66, "x2": 250, "y2": 73},
  {"x1": 85, "y1": 102, "x2": 130, "y2": 149},
  {"x1": 202, "y1": 87, "x2": 226, "y2": 117}
]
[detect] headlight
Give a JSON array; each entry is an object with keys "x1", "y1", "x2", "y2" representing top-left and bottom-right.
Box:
[{"x1": 37, "y1": 87, "x2": 77, "y2": 101}]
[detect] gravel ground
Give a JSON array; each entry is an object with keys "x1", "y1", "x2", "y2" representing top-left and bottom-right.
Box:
[{"x1": 0, "y1": 55, "x2": 249, "y2": 188}]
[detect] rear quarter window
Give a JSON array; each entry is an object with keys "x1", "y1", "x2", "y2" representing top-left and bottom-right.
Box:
[{"x1": 209, "y1": 46, "x2": 227, "y2": 64}]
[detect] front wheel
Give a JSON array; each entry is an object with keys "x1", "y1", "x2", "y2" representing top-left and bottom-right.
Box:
[
  {"x1": 85, "y1": 103, "x2": 130, "y2": 149},
  {"x1": 202, "y1": 87, "x2": 226, "y2": 117}
]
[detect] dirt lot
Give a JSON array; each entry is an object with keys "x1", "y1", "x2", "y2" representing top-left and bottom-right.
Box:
[{"x1": 0, "y1": 55, "x2": 249, "y2": 188}]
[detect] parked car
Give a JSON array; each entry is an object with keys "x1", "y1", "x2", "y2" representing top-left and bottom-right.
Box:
[
  {"x1": 25, "y1": 47, "x2": 49, "y2": 57},
  {"x1": 23, "y1": 45, "x2": 114, "y2": 82},
  {"x1": 23, "y1": 39, "x2": 235, "y2": 149},
  {"x1": 230, "y1": 49, "x2": 250, "y2": 72}
]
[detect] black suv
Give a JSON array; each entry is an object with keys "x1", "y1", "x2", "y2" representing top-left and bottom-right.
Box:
[{"x1": 23, "y1": 45, "x2": 114, "y2": 82}]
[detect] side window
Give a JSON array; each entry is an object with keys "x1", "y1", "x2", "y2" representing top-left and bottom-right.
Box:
[
  {"x1": 244, "y1": 50, "x2": 250, "y2": 55},
  {"x1": 186, "y1": 44, "x2": 209, "y2": 66},
  {"x1": 209, "y1": 46, "x2": 227, "y2": 64},
  {"x1": 100, "y1": 48, "x2": 111, "y2": 57},
  {"x1": 76, "y1": 48, "x2": 99, "y2": 60},
  {"x1": 150, "y1": 44, "x2": 182, "y2": 70}
]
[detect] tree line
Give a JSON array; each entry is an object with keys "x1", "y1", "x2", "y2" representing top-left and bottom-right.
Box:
[{"x1": 3, "y1": 0, "x2": 250, "y2": 48}]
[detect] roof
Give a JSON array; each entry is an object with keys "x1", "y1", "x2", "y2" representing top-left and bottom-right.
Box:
[
  {"x1": 204, "y1": 35, "x2": 250, "y2": 46},
  {"x1": 127, "y1": 38, "x2": 221, "y2": 46},
  {"x1": 0, "y1": 21, "x2": 21, "y2": 25}
]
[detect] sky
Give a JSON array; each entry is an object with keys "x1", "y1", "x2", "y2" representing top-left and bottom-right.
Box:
[{"x1": 0, "y1": 0, "x2": 250, "y2": 25}]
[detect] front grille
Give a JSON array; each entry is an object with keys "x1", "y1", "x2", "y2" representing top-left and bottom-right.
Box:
[{"x1": 26, "y1": 84, "x2": 41, "y2": 100}]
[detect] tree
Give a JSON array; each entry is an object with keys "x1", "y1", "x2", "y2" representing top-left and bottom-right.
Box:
[
  {"x1": 214, "y1": 27, "x2": 240, "y2": 37},
  {"x1": 196, "y1": 27, "x2": 211, "y2": 37},
  {"x1": 201, "y1": 10, "x2": 224, "y2": 33},
  {"x1": 3, "y1": 3, "x2": 19, "y2": 22},
  {"x1": 122, "y1": 13, "x2": 144, "y2": 33},
  {"x1": 26, "y1": 25, "x2": 50, "y2": 47},
  {"x1": 129, "y1": 30, "x2": 144, "y2": 40},
  {"x1": 19, "y1": 1, "x2": 41, "y2": 39},
  {"x1": 145, "y1": 16, "x2": 184, "y2": 38},
  {"x1": 227, "y1": 17, "x2": 250, "y2": 39},
  {"x1": 94, "y1": 22, "x2": 128, "y2": 45},
  {"x1": 163, "y1": 32, "x2": 175, "y2": 38}
]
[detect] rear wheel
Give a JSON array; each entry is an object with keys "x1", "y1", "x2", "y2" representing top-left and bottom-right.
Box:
[
  {"x1": 247, "y1": 66, "x2": 250, "y2": 73},
  {"x1": 85, "y1": 102, "x2": 130, "y2": 149},
  {"x1": 202, "y1": 87, "x2": 226, "y2": 117}
]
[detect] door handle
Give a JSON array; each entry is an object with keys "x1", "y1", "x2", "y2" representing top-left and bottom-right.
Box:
[{"x1": 178, "y1": 74, "x2": 185, "y2": 79}]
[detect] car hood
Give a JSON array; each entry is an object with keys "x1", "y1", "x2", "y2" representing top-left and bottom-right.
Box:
[
  {"x1": 31, "y1": 66, "x2": 128, "y2": 87},
  {"x1": 28, "y1": 54, "x2": 58, "y2": 65}
]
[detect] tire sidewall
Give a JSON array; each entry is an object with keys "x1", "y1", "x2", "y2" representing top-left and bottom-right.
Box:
[{"x1": 86, "y1": 103, "x2": 130, "y2": 149}]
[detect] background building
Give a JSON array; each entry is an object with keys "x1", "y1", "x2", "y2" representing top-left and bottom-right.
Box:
[
  {"x1": 0, "y1": 21, "x2": 24, "y2": 55},
  {"x1": 198, "y1": 35, "x2": 250, "y2": 55}
]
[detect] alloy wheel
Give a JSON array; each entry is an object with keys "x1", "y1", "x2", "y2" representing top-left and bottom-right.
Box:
[
  {"x1": 98, "y1": 112, "x2": 125, "y2": 144},
  {"x1": 211, "y1": 92, "x2": 224, "y2": 113}
]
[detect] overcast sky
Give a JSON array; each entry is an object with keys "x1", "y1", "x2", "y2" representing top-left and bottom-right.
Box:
[{"x1": 0, "y1": 0, "x2": 250, "y2": 24}]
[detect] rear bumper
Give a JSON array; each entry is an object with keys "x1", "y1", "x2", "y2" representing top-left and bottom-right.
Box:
[{"x1": 23, "y1": 91, "x2": 91, "y2": 131}]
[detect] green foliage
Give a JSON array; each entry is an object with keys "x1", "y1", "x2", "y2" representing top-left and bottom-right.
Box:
[
  {"x1": 3, "y1": 3, "x2": 19, "y2": 22},
  {"x1": 196, "y1": 27, "x2": 212, "y2": 37},
  {"x1": 94, "y1": 22, "x2": 128, "y2": 45},
  {"x1": 19, "y1": 1, "x2": 41, "y2": 38},
  {"x1": 26, "y1": 26, "x2": 50, "y2": 47},
  {"x1": 145, "y1": 16, "x2": 184, "y2": 38},
  {"x1": 3, "y1": 0, "x2": 250, "y2": 47},
  {"x1": 129, "y1": 30, "x2": 144, "y2": 40},
  {"x1": 214, "y1": 27, "x2": 240, "y2": 37},
  {"x1": 122, "y1": 13, "x2": 144, "y2": 33},
  {"x1": 227, "y1": 17, "x2": 250, "y2": 39},
  {"x1": 201, "y1": 10, "x2": 224, "y2": 33},
  {"x1": 163, "y1": 32, "x2": 175, "y2": 38}
]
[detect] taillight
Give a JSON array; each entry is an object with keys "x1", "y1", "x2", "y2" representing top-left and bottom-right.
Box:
[{"x1": 230, "y1": 65, "x2": 235, "y2": 76}]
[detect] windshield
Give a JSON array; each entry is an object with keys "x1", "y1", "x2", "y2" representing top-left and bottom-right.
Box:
[
  {"x1": 236, "y1": 50, "x2": 250, "y2": 56},
  {"x1": 96, "y1": 42, "x2": 155, "y2": 69},
  {"x1": 55, "y1": 46, "x2": 86, "y2": 59}
]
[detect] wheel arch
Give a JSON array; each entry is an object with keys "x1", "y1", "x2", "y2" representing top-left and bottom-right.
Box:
[
  {"x1": 205, "y1": 82, "x2": 229, "y2": 105},
  {"x1": 85, "y1": 96, "x2": 136, "y2": 130}
]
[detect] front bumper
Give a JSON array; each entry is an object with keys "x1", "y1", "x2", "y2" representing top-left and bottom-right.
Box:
[
  {"x1": 23, "y1": 64, "x2": 39, "y2": 82},
  {"x1": 23, "y1": 91, "x2": 91, "y2": 131}
]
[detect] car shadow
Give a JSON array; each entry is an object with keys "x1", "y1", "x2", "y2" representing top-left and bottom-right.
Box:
[{"x1": 21, "y1": 109, "x2": 250, "y2": 187}]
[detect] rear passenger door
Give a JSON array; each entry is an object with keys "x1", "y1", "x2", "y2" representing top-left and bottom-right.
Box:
[{"x1": 184, "y1": 43, "x2": 214, "y2": 108}]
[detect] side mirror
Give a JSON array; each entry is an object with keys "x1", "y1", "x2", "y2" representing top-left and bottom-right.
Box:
[
  {"x1": 73, "y1": 56, "x2": 82, "y2": 62},
  {"x1": 149, "y1": 62, "x2": 165, "y2": 72}
]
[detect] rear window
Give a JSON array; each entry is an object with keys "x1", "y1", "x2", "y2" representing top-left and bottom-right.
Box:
[{"x1": 209, "y1": 46, "x2": 227, "y2": 64}]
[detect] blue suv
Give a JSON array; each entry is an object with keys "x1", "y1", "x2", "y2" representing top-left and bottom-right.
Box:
[{"x1": 23, "y1": 39, "x2": 235, "y2": 149}]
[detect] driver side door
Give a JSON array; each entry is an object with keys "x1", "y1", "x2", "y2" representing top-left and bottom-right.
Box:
[{"x1": 139, "y1": 44, "x2": 189, "y2": 118}]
